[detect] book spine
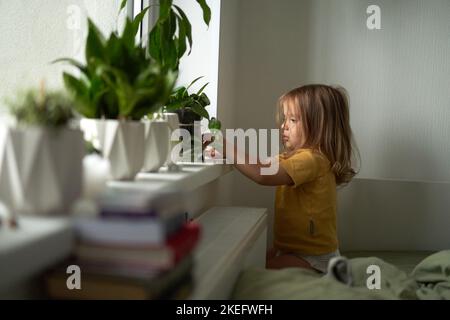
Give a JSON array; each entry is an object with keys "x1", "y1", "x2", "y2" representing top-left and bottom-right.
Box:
[
  {"x1": 168, "y1": 223, "x2": 201, "y2": 264},
  {"x1": 74, "y1": 213, "x2": 186, "y2": 246}
]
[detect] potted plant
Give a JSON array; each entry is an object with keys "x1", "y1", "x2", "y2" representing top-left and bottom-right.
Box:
[
  {"x1": 140, "y1": 0, "x2": 213, "y2": 168},
  {"x1": 0, "y1": 87, "x2": 85, "y2": 216},
  {"x1": 165, "y1": 77, "x2": 208, "y2": 134},
  {"x1": 55, "y1": 10, "x2": 176, "y2": 180},
  {"x1": 56, "y1": 0, "x2": 212, "y2": 176},
  {"x1": 141, "y1": 112, "x2": 170, "y2": 172},
  {"x1": 160, "y1": 111, "x2": 181, "y2": 169},
  {"x1": 164, "y1": 77, "x2": 221, "y2": 162}
]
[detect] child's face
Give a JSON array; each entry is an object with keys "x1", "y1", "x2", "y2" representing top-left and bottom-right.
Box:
[{"x1": 281, "y1": 104, "x2": 304, "y2": 151}]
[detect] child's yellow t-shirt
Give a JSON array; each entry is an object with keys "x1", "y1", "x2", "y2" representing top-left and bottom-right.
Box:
[{"x1": 274, "y1": 148, "x2": 338, "y2": 255}]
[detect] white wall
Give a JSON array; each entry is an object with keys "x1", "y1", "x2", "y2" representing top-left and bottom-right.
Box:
[
  {"x1": 0, "y1": 0, "x2": 124, "y2": 116},
  {"x1": 217, "y1": 0, "x2": 450, "y2": 249},
  {"x1": 337, "y1": 178, "x2": 450, "y2": 251},
  {"x1": 304, "y1": 0, "x2": 450, "y2": 182}
]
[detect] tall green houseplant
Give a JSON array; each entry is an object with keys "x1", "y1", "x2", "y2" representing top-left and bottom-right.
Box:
[
  {"x1": 55, "y1": 7, "x2": 176, "y2": 120},
  {"x1": 147, "y1": 0, "x2": 211, "y2": 71},
  {"x1": 57, "y1": 0, "x2": 211, "y2": 119}
]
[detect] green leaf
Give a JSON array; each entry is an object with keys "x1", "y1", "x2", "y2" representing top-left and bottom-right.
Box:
[
  {"x1": 164, "y1": 69, "x2": 178, "y2": 99},
  {"x1": 186, "y1": 76, "x2": 203, "y2": 92},
  {"x1": 158, "y1": 10, "x2": 179, "y2": 71},
  {"x1": 92, "y1": 63, "x2": 133, "y2": 117},
  {"x1": 119, "y1": 0, "x2": 128, "y2": 13},
  {"x1": 63, "y1": 73, "x2": 96, "y2": 118},
  {"x1": 168, "y1": 10, "x2": 177, "y2": 38},
  {"x1": 122, "y1": 6, "x2": 151, "y2": 49},
  {"x1": 86, "y1": 19, "x2": 106, "y2": 63},
  {"x1": 133, "y1": 6, "x2": 151, "y2": 34},
  {"x1": 196, "y1": 82, "x2": 209, "y2": 95},
  {"x1": 122, "y1": 18, "x2": 136, "y2": 49},
  {"x1": 175, "y1": 14, "x2": 187, "y2": 58},
  {"x1": 174, "y1": 6, "x2": 192, "y2": 54},
  {"x1": 133, "y1": 87, "x2": 163, "y2": 116},
  {"x1": 172, "y1": 86, "x2": 186, "y2": 96},
  {"x1": 149, "y1": 24, "x2": 162, "y2": 62},
  {"x1": 102, "y1": 90, "x2": 120, "y2": 118},
  {"x1": 52, "y1": 58, "x2": 88, "y2": 75},
  {"x1": 63, "y1": 73, "x2": 87, "y2": 97},
  {"x1": 208, "y1": 117, "x2": 221, "y2": 130},
  {"x1": 199, "y1": 92, "x2": 210, "y2": 107},
  {"x1": 191, "y1": 100, "x2": 210, "y2": 120},
  {"x1": 196, "y1": 0, "x2": 211, "y2": 26},
  {"x1": 6, "y1": 90, "x2": 75, "y2": 127},
  {"x1": 165, "y1": 99, "x2": 190, "y2": 112},
  {"x1": 166, "y1": 39, "x2": 178, "y2": 70},
  {"x1": 106, "y1": 33, "x2": 125, "y2": 67},
  {"x1": 51, "y1": 58, "x2": 89, "y2": 77},
  {"x1": 88, "y1": 75, "x2": 107, "y2": 103},
  {"x1": 176, "y1": 88, "x2": 188, "y2": 100},
  {"x1": 159, "y1": 0, "x2": 173, "y2": 21}
]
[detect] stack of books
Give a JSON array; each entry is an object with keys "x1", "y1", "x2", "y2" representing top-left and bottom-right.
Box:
[{"x1": 45, "y1": 189, "x2": 201, "y2": 300}]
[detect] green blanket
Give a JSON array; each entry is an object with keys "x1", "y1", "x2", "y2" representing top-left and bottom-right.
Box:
[{"x1": 231, "y1": 251, "x2": 450, "y2": 300}]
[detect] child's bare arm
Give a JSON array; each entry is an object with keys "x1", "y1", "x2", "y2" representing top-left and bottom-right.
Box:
[
  {"x1": 223, "y1": 137, "x2": 294, "y2": 186},
  {"x1": 203, "y1": 134, "x2": 293, "y2": 186}
]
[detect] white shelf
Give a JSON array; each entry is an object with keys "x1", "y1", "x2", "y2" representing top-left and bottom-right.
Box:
[
  {"x1": 107, "y1": 163, "x2": 233, "y2": 219},
  {"x1": 107, "y1": 163, "x2": 233, "y2": 193},
  {"x1": 0, "y1": 217, "x2": 73, "y2": 296},
  {"x1": 191, "y1": 206, "x2": 268, "y2": 299}
]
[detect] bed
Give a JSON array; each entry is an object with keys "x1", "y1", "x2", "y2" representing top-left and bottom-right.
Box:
[{"x1": 231, "y1": 250, "x2": 450, "y2": 300}]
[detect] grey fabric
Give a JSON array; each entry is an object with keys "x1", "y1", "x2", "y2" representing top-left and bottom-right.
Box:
[
  {"x1": 411, "y1": 250, "x2": 450, "y2": 300},
  {"x1": 231, "y1": 250, "x2": 450, "y2": 300}
]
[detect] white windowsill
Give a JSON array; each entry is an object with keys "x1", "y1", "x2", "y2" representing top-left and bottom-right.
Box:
[{"x1": 107, "y1": 163, "x2": 233, "y2": 193}]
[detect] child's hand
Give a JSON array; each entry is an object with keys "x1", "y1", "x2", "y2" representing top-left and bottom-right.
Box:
[
  {"x1": 204, "y1": 145, "x2": 224, "y2": 160},
  {"x1": 202, "y1": 133, "x2": 215, "y2": 150},
  {"x1": 203, "y1": 132, "x2": 226, "y2": 161}
]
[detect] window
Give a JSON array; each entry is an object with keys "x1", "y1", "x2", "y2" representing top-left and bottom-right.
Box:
[
  {"x1": 0, "y1": 0, "x2": 221, "y2": 128},
  {"x1": 135, "y1": 0, "x2": 221, "y2": 124}
]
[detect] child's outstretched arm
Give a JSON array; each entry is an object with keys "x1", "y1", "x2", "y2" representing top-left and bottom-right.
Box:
[{"x1": 206, "y1": 136, "x2": 293, "y2": 186}]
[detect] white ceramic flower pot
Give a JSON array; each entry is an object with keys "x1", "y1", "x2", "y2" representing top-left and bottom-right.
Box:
[
  {"x1": 163, "y1": 113, "x2": 181, "y2": 166},
  {"x1": 142, "y1": 119, "x2": 170, "y2": 172},
  {"x1": 0, "y1": 126, "x2": 84, "y2": 216},
  {"x1": 81, "y1": 119, "x2": 145, "y2": 180}
]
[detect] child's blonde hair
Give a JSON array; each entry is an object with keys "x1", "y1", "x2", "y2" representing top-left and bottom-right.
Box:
[{"x1": 277, "y1": 84, "x2": 358, "y2": 185}]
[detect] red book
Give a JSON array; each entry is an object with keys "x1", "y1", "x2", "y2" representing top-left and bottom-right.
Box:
[{"x1": 166, "y1": 222, "x2": 201, "y2": 264}]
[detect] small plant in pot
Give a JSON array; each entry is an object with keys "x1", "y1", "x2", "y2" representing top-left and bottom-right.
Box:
[
  {"x1": 164, "y1": 77, "x2": 221, "y2": 162},
  {"x1": 55, "y1": 10, "x2": 176, "y2": 180},
  {"x1": 0, "y1": 87, "x2": 85, "y2": 216},
  {"x1": 165, "y1": 77, "x2": 209, "y2": 133}
]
